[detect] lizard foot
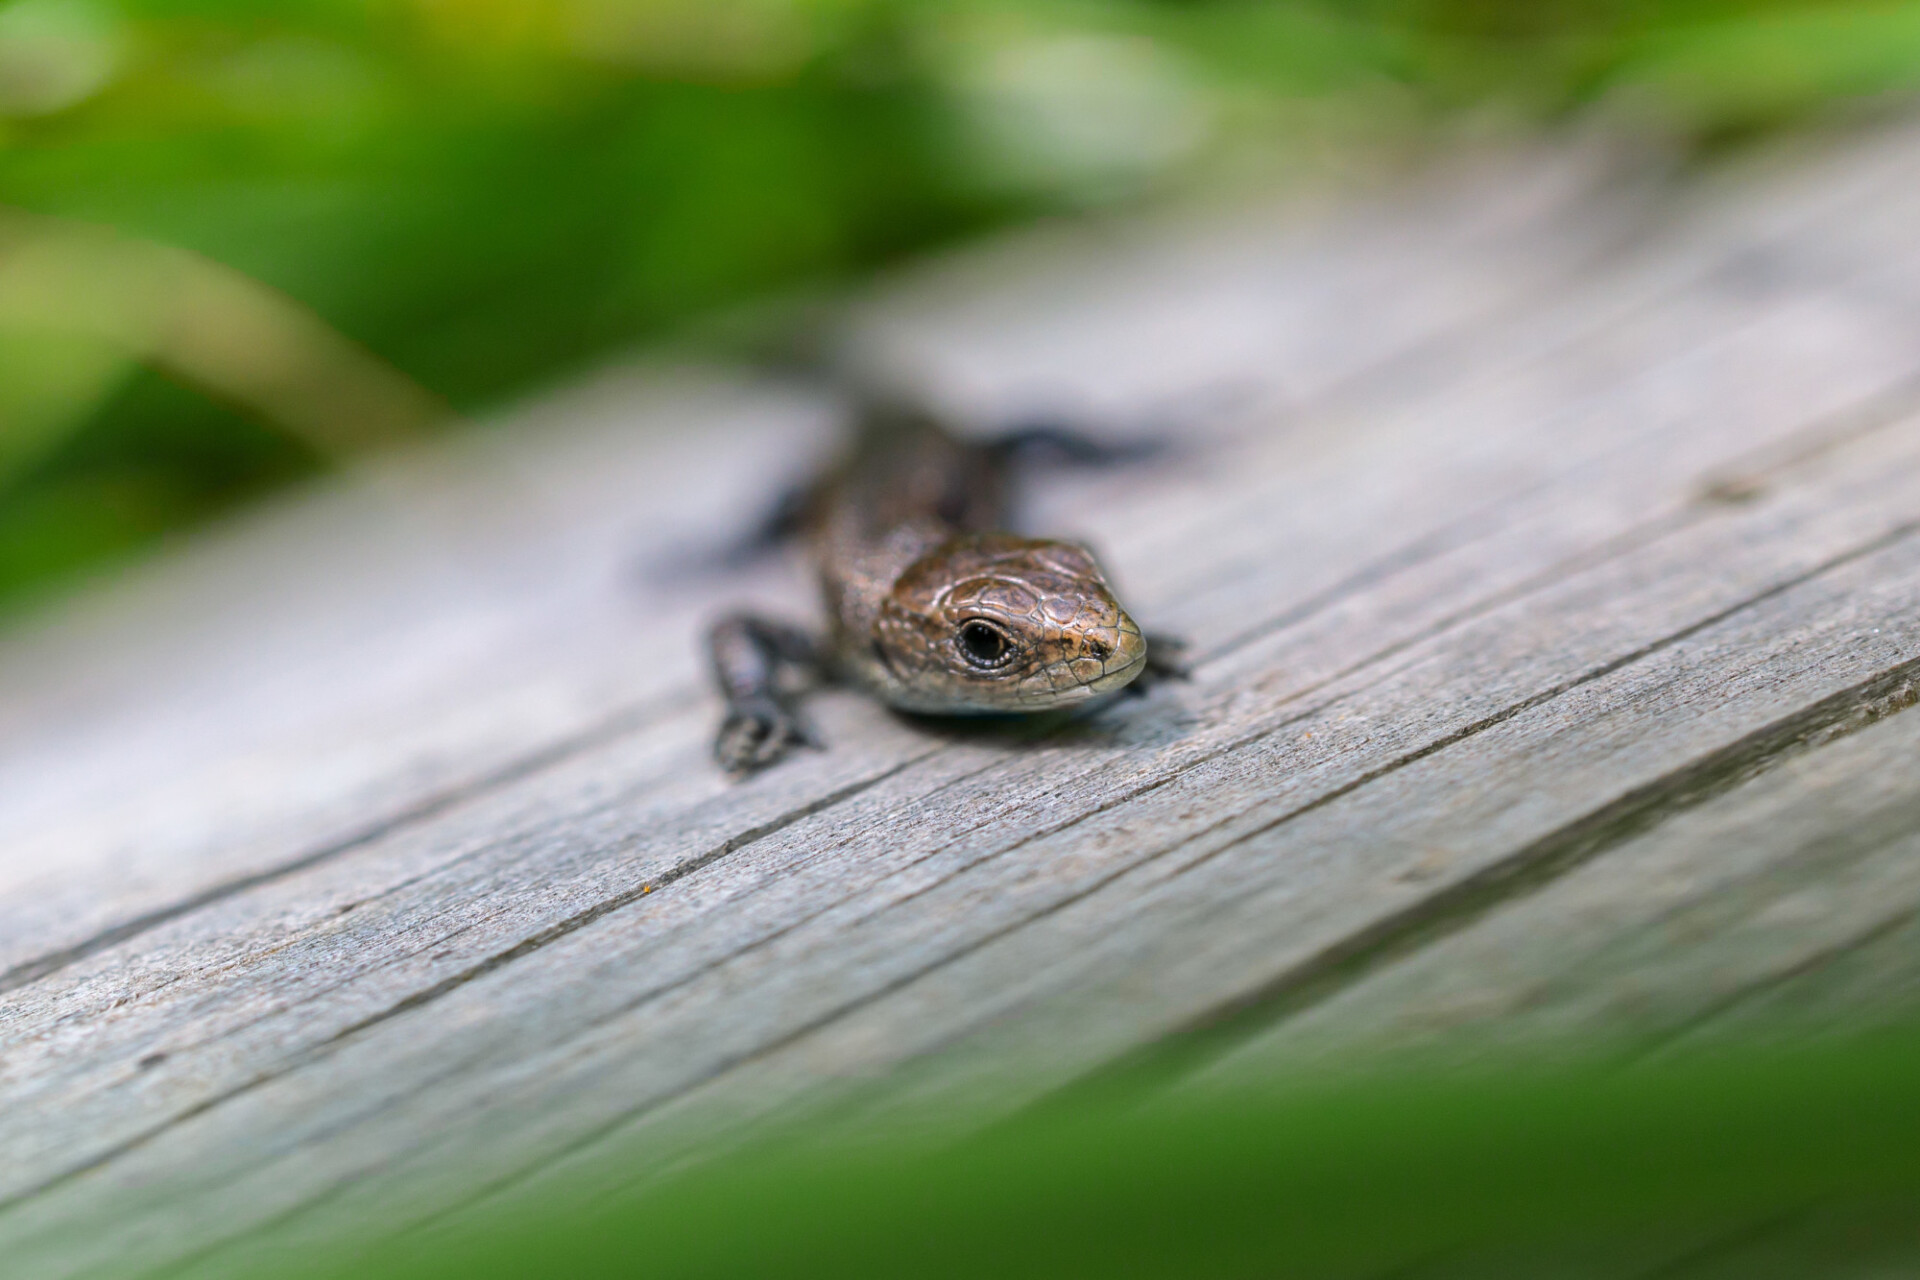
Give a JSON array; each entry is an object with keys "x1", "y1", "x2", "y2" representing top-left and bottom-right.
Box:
[{"x1": 714, "y1": 696, "x2": 820, "y2": 775}]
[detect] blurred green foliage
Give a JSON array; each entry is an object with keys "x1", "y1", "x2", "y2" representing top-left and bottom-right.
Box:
[
  {"x1": 258, "y1": 1029, "x2": 1920, "y2": 1279},
  {"x1": 5, "y1": 0, "x2": 1920, "y2": 614}
]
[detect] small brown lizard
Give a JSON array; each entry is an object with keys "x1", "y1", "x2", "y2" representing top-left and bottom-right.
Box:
[{"x1": 709, "y1": 395, "x2": 1180, "y2": 774}]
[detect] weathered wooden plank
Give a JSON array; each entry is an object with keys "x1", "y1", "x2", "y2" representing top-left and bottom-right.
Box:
[
  {"x1": 9, "y1": 123, "x2": 1920, "y2": 1277},
  {"x1": 1679, "y1": 914, "x2": 1920, "y2": 1045},
  {"x1": 1190, "y1": 667, "x2": 1920, "y2": 1078},
  {"x1": 0, "y1": 144, "x2": 1640, "y2": 985},
  {"x1": 167, "y1": 432, "x2": 1920, "y2": 1276},
  {"x1": 22, "y1": 262, "x2": 1920, "y2": 1280},
  {"x1": 9, "y1": 220, "x2": 1913, "y2": 1186}
]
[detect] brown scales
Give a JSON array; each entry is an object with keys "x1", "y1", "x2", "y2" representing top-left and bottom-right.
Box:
[{"x1": 708, "y1": 398, "x2": 1176, "y2": 775}]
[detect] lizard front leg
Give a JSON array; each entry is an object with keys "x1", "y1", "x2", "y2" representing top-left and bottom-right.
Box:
[{"x1": 708, "y1": 614, "x2": 826, "y2": 775}]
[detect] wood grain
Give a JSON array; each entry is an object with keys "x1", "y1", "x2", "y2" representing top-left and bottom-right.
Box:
[{"x1": 7, "y1": 123, "x2": 1920, "y2": 1277}]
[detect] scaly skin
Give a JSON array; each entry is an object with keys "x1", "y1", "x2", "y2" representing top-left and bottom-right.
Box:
[{"x1": 709, "y1": 399, "x2": 1162, "y2": 774}]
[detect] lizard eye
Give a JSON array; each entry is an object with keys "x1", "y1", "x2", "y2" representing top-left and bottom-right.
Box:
[{"x1": 956, "y1": 620, "x2": 1015, "y2": 669}]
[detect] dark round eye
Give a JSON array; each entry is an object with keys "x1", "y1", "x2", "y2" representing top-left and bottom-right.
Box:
[{"x1": 956, "y1": 620, "x2": 1014, "y2": 669}]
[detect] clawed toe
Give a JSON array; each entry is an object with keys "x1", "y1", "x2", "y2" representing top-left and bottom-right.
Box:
[{"x1": 714, "y1": 699, "x2": 819, "y2": 775}]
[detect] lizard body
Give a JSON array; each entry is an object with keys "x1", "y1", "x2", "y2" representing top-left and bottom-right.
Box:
[{"x1": 709, "y1": 397, "x2": 1166, "y2": 774}]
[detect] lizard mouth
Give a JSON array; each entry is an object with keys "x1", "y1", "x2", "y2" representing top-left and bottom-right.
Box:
[
  {"x1": 1075, "y1": 633, "x2": 1149, "y2": 697},
  {"x1": 1012, "y1": 622, "x2": 1148, "y2": 708}
]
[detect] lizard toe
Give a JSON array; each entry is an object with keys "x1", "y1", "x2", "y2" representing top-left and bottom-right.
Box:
[{"x1": 715, "y1": 698, "x2": 818, "y2": 775}]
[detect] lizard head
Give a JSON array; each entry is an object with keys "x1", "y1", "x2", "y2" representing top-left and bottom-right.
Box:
[{"x1": 872, "y1": 534, "x2": 1148, "y2": 714}]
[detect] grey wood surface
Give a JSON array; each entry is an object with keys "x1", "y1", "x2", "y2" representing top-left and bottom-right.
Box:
[{"x1": 8, "y1": 119, "x2": 1920, "y2": 1277}]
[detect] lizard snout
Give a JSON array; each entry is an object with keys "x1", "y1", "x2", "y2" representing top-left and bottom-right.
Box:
[{"x1": 1065, "y1": 615, "x2": 1148, "y2": 697}]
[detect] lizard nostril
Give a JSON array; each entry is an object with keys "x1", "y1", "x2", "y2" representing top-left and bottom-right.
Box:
[{"x1": 1086, "y1": 639, "x2": 1112, "y2": 662}]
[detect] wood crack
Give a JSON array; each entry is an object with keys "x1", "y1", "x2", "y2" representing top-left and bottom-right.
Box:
[
  {"x1": 0, "y1": 692, "x2": 698, "y2": 998},
  {"x1": 1629, "y1": 901, "x2": 1920, "y2": 1065},
  {"x1": 0, "y1": 751, "x2": 928, "y2": 1216},
  {"x1": 1157, "y1": 520, "x2": 1920, "y2": 896},
  {"x1": 1115, "y1": 657, "x2": 1920, "y2": 1086}
]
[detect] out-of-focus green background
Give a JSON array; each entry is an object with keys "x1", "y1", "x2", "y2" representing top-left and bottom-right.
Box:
[
  {"x1": 287, "y1": 1027, "x2": 1920, "y2": 1279},
  {"x1": 5, "y1": 0, "x2": 1920, "y2": 616}
]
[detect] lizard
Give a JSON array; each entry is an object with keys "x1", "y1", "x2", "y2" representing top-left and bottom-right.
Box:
[{"x1": 709, "y1": 393, "x2": 1181, "y2": 774}]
